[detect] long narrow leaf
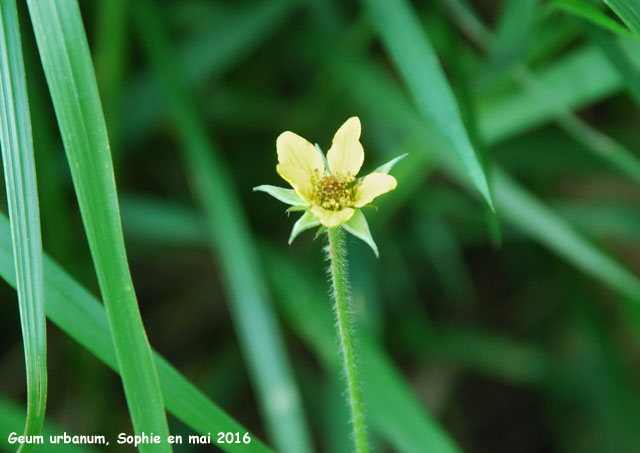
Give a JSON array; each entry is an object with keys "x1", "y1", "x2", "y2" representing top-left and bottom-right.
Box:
[
  {"x1": 332, "y1": 52, "x2": 640, "y2": 302},
  {"x1": 0, "y1": 396, "x2": 96, "y2": 453},
  {"x1": 548, "y1": 0, "x2": 637, "y2": 38},
  {"x1": 494, "y1": 168, "x2": 640, "y2": 299},
  {"x1": 133, "y1": 1, "x2": 314, "y2": 452},
  {"x1": 444, "y1": 0, "x2": 640, "y2": 185},
  {"x1": 362, "y1": 0, "x2": 494, "y2": 210},
  {"x1": 26, "y1": 1, "x2": 171, "y2": 449},
  {"x1": 0, "y1": 214, "x2": 273, "y2": 453},
  {"x1": 604, "y1": 0, "x2": 640, "y2": 35},
  {"x1": 0, "y1": 2, "x2": 46, "y2": 451},
  {"x1": 589, "y1": 25, "x2": 640, "y2": 103},
  {"x1": 122, "y1": 0, "x2": 298, "y2": 145}
]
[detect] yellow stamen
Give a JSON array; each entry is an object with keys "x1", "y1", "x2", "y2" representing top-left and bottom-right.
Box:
[{"x1": 311, "y1": 170, "x2": 361, "y2": 211}]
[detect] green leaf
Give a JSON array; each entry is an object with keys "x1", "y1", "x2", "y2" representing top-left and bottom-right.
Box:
[
  {"x1": 494, "y1": 169, "x2": 640, "y2": 300},
  {"x1": 604, "y1": 0, "x2": 640, "y2": 35},
  {"x1": 361, "y1": 0, "x2": 494, "y2": 210},
  {"x1": 26, "y1": 1, "x2": 171, "y2": 450},
  {"x1": 494, "y1": 0, "x2": 539, "y2": 56},
  {"x1": 332, "y1": 50, "x2": 640, "y2": 302},
  {"x1": 342, "y1": 210, "x2": 379, "y2": 257},
  {"x1": 0, "y1": 396, "x2": 97, "y2": 453},
  {"x1": 589, "y1": 26, "x2": 640, "y2": 103},
  {"x1": 0, "y1": 2, "x2": 46, "y2": 450},
  {"x1": 289, "y1": 211, "x2": 320, "y2": 244},
  {"x1": 133, "y1": 2, "x2": 314, "y2": 451},
  {"x1": 548, "y1": 0, "x2": 638, "y2": 39},
  {"x1": 446, "y1": 0, "x2": 640, "y2": 186},
  {"x1": 254, "y1": 184, "x2": 306, "y2": 206},
  {"x1": 122, "y1": 0, "x2": 299, "y2": 144},
  {"x1": 0, "y1": 213, "x2": 273, "y2": 453},
  {"x1": 477, "y1": 44, "x2": 623, "y2": 143},
  {"x1": 373, "y1": 153, "x2": 408, "y2": 174}
]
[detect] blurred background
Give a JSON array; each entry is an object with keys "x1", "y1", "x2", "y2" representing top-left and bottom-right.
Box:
[{"x1": 1, "y1": 0, "x2": 640, "y2": 451}]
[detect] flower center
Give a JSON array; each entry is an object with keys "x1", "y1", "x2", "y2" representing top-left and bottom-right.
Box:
[{"x1": 311, "y1": 170, "x2": 360, "y2": 211}]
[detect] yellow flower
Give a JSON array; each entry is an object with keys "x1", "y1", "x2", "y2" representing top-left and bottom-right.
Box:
[
  {"x1": 276, "y1": 117, "x2": 396, "y2": 227},
  {"x1": 255, "y1": 116, "x2": 405, "y2": 255}
]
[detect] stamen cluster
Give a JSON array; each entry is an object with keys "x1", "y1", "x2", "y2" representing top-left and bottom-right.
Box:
[{"x1": 311, "y1": 169, "x2": 360, "y2": 211}]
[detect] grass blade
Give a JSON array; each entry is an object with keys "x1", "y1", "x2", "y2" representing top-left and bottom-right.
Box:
[
  {"x1": 0, "y1": 396, "x2": 96, "y2": 453},
  {"x1": 0, "y1": 2, "x2": 46, "y2": 450},
  {"x1": 122, "y1": 0, "x2": 298, "y2": 145},
  {"x1": 444, "y1": 0, "x2": 640, "y2": 186},
  {"x1": 333, "y1": 52, "x2": 640, "y2": 301},
  {"x1": 26, "y1": 1, "x2": 171, "y2": 449},
  {"x1": 361, "y1": 0, "x2": 494, "y2": 210},
  {"x1": 604, "y1": 0, "x2": 640, "y2": 35},
  {"x1": 494, "y1": 168, "x2": 640, "y2": 300},
  {"x1": 134, "y1": 1, "x2": 314, "y2": 452},
  {"x1": 94, "y1": 0, "x2": 128, "y2": 158},
  {"x1": 548, "y1": 0, "x2": 638, "y2": 38},
  {"x1": 477, "y1": 44, "x2": 622, "y2": 143},
  {"x1": 589, "y1": 26, "x2": 640, "y2": 103},
  {"x1": 0, "y1": 214, "x2": 273, "y2": 453}
]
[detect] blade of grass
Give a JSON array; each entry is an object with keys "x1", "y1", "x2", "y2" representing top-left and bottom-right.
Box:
[
  {"x1": 483, "y1": 0, "x2": 538, "y2": 83},
  {"x1": 604, "y1": 0, "x2": 640, "y2": 35},
  {"x1": 122, "y1": 0, "x2": 298, "y2": 145},
  {"x1": 120, "y1": 196, "x2": 207, "y2": 246},
  {"x1": 494, "y1": 168, "x2": 640, "y2": 300},
  {"x1": 0, "y1": 396, "x2": 96, "y2": 453},
  {"x1": 588, "y1": 26, "x2": 640, "y2": 103},
  {"x1": 93, "y1": 0, "x2": 128, "y2": 159},
  {"x1": 548, "y1": 0, "x2": 638, "y2": 38},
  {"x1": 26, "y1": 1, "x2": 171, "y2": 449},
  {"x1": 394, "y1": 320, "x2": 554, "y2": 386},
  {"x1": 133, "y1": 2, "x2": 314, "y2": 452},
  {"x1": 332, "y1": 52, "x2": 640, "y2": 302},
  {"x1": 477, "y1": 44, "x2": 622, "y2": 143},
  {"x1": 0, "y1": 2, "x2": 46, "y2": 451},
  {"x1": 0, "y1": 213, "x2": 274, "y2": 453},
  {"x1": 443, "y1": 0, "x2": 640, "y2": 186},
  {"x1": 361, "y1": 0, "x2": 495, "y2": 210}
]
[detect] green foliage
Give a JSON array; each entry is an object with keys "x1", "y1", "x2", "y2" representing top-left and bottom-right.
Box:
[
  {"x1": 362, "y1": 0, "x2": 494, "y2": 210},
  {"x1": 0, "y1": 2, "x2": 46, "y2": 450},
  {"x1": 1, "y1": 0, "x2": 640, "y2": 452},
  {"x1": 26, "y1": 0, "x2": 170, "y2": 450},
  {"x1": 133, "y1": 1, "x2": 313, "y2": 451}
]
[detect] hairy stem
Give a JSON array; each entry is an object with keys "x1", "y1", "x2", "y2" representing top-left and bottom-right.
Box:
[{"x1": 327, "y1": 227, "x2": 369, "y2": 453}]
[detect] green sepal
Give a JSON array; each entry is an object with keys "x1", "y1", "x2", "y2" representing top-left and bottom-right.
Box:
[
  {"x1": 289, "y1": 211, "x2": 321, "y2": 244},
  {"x1": 286, "y1": 205, "x2": 307, "y2": 213},
  {"x1": 315, "y1": 143, "x2": 330, "y2": 172},
  {"x1": 314, "y1": 225, "x2": 326, "y2": 240},
  {"x1": 253, "y1": 184, "x2": 305, "y2": 206},
  {"x1": 374, "y1": 153, "x2": 408, "y2": 174},
  {"x1": 342, "y1": 209, "x2": 379, "y2": 257}
]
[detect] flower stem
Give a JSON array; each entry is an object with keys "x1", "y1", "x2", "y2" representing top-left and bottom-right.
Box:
[{"x1": 326, "y1": 227, "x2": 369, "y2": 453}]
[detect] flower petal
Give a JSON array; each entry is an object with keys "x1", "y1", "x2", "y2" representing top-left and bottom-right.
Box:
[
  {"x1": 353, "y1": 172, "x2": 397, "y2": 208},
  {"x1": 276, "y1": 131, "x2": 324, "y2": 200},
  {"x1": 310, "y1": 206, "x2": 355, "y2": 228},
  {"x1": 327, "y1": 117, "x2": 364, "y2": 176}
]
